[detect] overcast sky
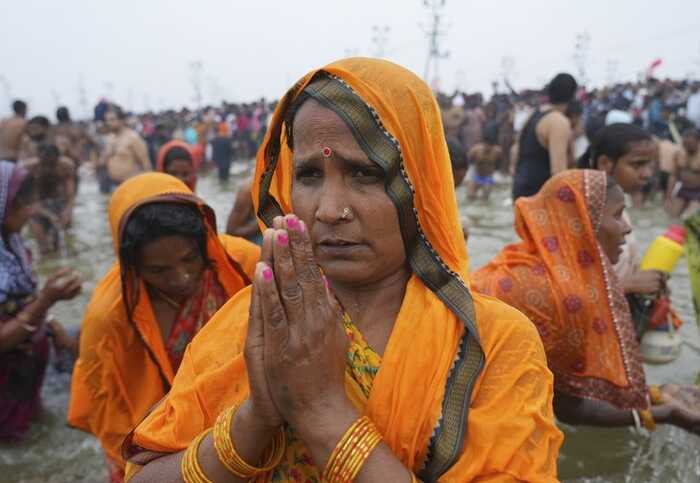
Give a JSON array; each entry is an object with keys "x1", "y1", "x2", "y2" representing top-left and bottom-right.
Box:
[{"x1": 1, "y1": 0, "x2": 699, "y2": 118}]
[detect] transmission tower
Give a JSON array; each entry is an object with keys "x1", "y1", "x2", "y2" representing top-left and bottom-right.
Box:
[
  {"x1": 606, "y1": 58, "x2": 620, "y2": 85},
  {"x1": 77, "y1": 75, "x2": 88, "y2": 119},
  {"x1": 422, "y1": 0, "x2": 449, "y2": 89},
  {"x1": 189, "y1": 60, "x2": 203, "y2": 110},
  {"x1": 371, "y1": 25, "x2": 390, "y2": 58},
  {"x1": 572, "y1": 31, "x2": 591, "y2": 86}
]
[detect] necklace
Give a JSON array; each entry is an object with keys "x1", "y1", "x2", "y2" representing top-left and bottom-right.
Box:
[{"x1": 153, "y1": 288, "x2": 184, "y2": 310}]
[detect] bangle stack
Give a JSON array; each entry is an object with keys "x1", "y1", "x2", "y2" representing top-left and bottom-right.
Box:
[
  {"x1": 323, "y1": 416, "x2": 383, "y2": 483},
  {"x1": 639, "y1": 409, "x2": 657, "y2": 431},
  {"x1": 648, "y1": 385, "x2": 664, "y2": 405},
  {"x1": 213, "y1": 402, "x2": 286, "y2": 478},
  {"x1": 16, "y1": 311, "x2": 38, "y2": 332},
  {"x1": 181, "y1": 428, "x2": 213, "y2": 483}
]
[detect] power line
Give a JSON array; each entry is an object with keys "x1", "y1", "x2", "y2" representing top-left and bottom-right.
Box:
[{"x1": 422, "y1": 0, "x2": 449, "y2": 88}]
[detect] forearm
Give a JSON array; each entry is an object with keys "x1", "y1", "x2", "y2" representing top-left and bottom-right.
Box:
[
  {"x1": 133, "y1": 401, "x2": 277, "y2": 483},
  {"x1": 296, "y1": 404, "x2": 413, "y2": 483},
  {"x1": 0, "y1": 295, "x2": 52, "y2": 352},
  {"x1": 555, "y1": 392, "x2": 670, "y2": 428}
]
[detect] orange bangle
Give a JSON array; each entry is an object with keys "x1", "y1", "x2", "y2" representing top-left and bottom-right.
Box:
[
  {"x1": 213, "y1": 401, "x2": 285, "y2": 478},
  {"x1": 323, "y1": 416, "x2": 383, "y2": 482},
  {"x1": 181, "y1": 428, "x2": 213, "y2": 483},
  {"x1": 639, "y1": 409, "x2": 657, "y2": 431},
  {"x1": 649, "y1": 385, "x2": 664, "y2": 405}
]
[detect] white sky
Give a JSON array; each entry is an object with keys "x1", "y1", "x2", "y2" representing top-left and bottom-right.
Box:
[{"x1": 1, "y1": 0, "x2": 699, "y2": 118}]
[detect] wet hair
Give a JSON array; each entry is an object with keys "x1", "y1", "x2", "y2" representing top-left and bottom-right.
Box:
[
  {"x1": 12, "y1": 100, "x2": 27, "y2": 116},
  {"x1": 28, "y1": 116, "x2": 50, "y2": 129},
  {"x1": 565, "y1": 100, "x2": 583, "y2": 118},
  {"x1": 106, "y1": 104, "x2": 127, "y2": 120},
  {"x1": 119, "y1": 203, "x2": 209, "y2": 274},
  {"x1": 163, "y1": 146, "x2": 193, "y2": 171},
  {"x1": 547, "y1": 73, "x2": 578, "y2": 104},
  {"x1": 577, "y1": 123, "x2": 652, "y2": 170},
  {"x1": 446, "y1": 136, "x2": 468, "y2": 170},
  {"x1": 38, "y1": 143, "x2": 60, "y2": 161},
  {"x1": 481, "y1": 122, "x2": 499, "y2": 145},
  {"x1": 56, "y1": 106, "x2": 71, "y2": 123}
]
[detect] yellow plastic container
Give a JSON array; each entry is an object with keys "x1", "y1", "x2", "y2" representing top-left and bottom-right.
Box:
[{"x1": 640, "y1": 225, "x2": 686, "y2": 273}]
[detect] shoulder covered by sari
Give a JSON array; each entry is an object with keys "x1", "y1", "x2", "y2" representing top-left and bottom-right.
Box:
[
  {"x1": 472, "y1": 170, "x2": 648, "y2": 411},
  {"x1": 68, "y1": 173, "x2": 259, "y2": 469},
  {"x1": 126, "y1": 59, "x2": 562, "y2": 482}
]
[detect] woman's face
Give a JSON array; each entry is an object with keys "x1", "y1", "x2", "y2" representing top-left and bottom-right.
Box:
[
  {"x1": 165, "y1": 159, "x2": 194, "y2": 186},
  {"x1": 138, "y1": 235, "x2": 205, "y2": 301},
  {"x1": 595, "y1": 185, "x2": 631, "y2": 265},
  {"x1": 291, "y1": 98, "x2": 408, "y2": 286},
  {"x1": 600, "y1": 140, "x2": 656, "y2": 193}
]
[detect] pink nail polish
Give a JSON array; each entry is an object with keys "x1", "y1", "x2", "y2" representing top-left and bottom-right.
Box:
[
  {"x1": 277, "y1": 232, "x2": 289, "y2": 246},
  {"x1": 287, "y1": 217, "x2": 299, "y2": 230},
  {"x1": 299, "y1": 220, "x2": 306, "y2": 233},
  {"x1": 262, "y1": 267, "x2": 273, "y2": 282},
  {"x1": 322, "y1": 275, "x2": 329, "y2": 289}
]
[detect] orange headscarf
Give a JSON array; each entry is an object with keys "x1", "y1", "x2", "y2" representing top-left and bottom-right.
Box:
[
  {"x1": 471, "y1": 170, "x2": 648, "y2": 410},
  {"x1": 68, "y1": 173, "x2": 260, "y2": 472},
  {"x1": 126, "y1": 59, "x2": 561, "y2": 482},
  {"x1": 156, "y1": 140, "x2": 198, "y2": 190}
]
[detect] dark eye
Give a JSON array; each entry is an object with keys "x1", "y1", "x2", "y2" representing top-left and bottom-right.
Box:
[
  {"x1": 352, "y1": 167, "x2": 383, "y2": 183},
  {"x1": 294, "y1": 167, "x2": 322, "y2": 184}
]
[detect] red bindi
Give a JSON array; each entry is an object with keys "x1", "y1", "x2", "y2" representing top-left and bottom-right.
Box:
[{"x1": 322, "y1": 146, "x2": 332, "y2": 158}]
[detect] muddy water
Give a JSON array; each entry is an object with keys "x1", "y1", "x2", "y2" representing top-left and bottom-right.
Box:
[{"x1": 2, "y1": 167, "x2": 699, "y2": 482}]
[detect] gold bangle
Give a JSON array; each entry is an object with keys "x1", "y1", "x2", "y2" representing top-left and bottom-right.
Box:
[
  {"x1": 639, "y1": 409, "x2": 657, "y2": 431},
  {"x1": 649, "y1": 385, "x2": 664, "y2": 405},
  {"x1": 181, "y1": 428, "x2": 213, "y2": 483},
  {"x1": 323, "y1": 416, "x2": 383, "y2": 483},
  {"x1": 326, "y1": 418, "x2": 372, "y2": 481},
  {"x1": 213, "y1": 401, "x2": 285, "y2": 478}
]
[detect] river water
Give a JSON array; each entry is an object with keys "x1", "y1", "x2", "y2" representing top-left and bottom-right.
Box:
[{"x1": 2, "y1": 164, "x2": 699, "y2": 482}]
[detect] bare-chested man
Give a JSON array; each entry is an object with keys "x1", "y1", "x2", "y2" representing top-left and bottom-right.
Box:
[
  {"x1": 668, "y1": 127, "x2": 700, "y2": 219},
  {"x1": 98, "y1": 104, "x2": 150, "y2": 193},
  {"x1": 18, "y1": 116, "x2": 52, "y2": 161},
  {"x1": 467, "y1": 125, "x2": 503, "y2": 201},
  {"x1": 225, "y1": 180, "x2": 262, "y2": 244},
  {"x1": 512, "y1": 73, "x2": 578, "y2": 200},
  {"x1": 656, "y1": 137, "x2": 682, "y2": 201},
  {"x1": 0, "y1": 100, "x2": 28, "y2": 162},
  {"x1": 23, "y1": 143, "x2": 76, "y2": 254},
  {"x1": 53, "y1": 106, "x2": 85, "y2": 167}
]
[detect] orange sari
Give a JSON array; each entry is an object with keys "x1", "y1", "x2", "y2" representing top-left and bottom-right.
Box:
[
  {"x1": 472, "y1": 170, "x2": 648, "y2": 410},
  {"x1": 125, "y1": 59, "x2": 562, "y2": 482},
  {"x1": 68, "y1": 173, "x2": 260, "y2": 477}
]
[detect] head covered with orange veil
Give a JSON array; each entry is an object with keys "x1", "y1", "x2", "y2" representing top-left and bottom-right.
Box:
[
  {"x1": 472, "y1": 169, "x2": 648, "y2": 410},
  {"x1": 126, "y1": 59, "x2": 561, "y2": 482},
  {"x1": 156, "y1": 140, "x2": 198, "y2": 190}
]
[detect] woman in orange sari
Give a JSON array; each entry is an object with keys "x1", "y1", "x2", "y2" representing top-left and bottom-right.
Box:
[
  {"x1": 68, "y1": 173, "x2": 259, "y2": 482},
  {"x1": 472, "y1": 170, "x2": 700, "y2": 434},
  {"x1": 157, "y1": 140, "x2": 198, "y2": 191},
  {"x1": 124, "y1": 58, "x2": 562, "y2": 482}
]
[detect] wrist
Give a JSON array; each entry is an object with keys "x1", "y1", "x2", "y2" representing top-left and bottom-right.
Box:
[
  {"x1": 294, "y1": 399, "x2": 359, "y2": 451},
  {"x1": 240, "y1": 399, "x2": 282, "y2": 436},
  {"x1": 651, "y1": 405, "x2": 673, "y2": 425},
  {"x1": 37, "y1": 289, "x2": 57, "y2": 308}
]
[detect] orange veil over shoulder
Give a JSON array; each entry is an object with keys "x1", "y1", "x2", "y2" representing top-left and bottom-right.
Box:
[
  {"x1": 126, "y1": 59, "x2": 561, "y2": 482},
  {"x1": 472, "y1": 170, "x2": 648, "y2": 410},
  {"x1": 68, "y1": 173, "x2": 259, "y2": 471}
]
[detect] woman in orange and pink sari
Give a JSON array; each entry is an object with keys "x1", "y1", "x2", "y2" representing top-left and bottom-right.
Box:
[
  {"x1": 471, "y1": 170, "x2": 700, "y2": 435},
  {"x1": 157, "y1": 140, "x2": 198, "y2": 191},
  {"x1": 68, "y1": 173, "x2": 259, "y2": 482},
  {"x1": 123, "y1": 58, "x2": 562, "y2": 482}
]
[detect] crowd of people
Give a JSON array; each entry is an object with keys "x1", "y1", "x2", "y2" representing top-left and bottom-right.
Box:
[{"x1": 1, "y1": 56, "x2": 699, "y2": 482}]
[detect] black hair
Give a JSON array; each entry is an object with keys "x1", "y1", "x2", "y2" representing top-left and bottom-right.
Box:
[
  {"x1": 577, "y1": 123, "x2": 652, "y2": 170},
  {"x1": 119, "y1": 202, "x2": 209, "y2": 274},
  {"x1": 547, "y1": 73, "x2": 578, "y2": 104},
  {"x1": 56, "y1": 106, "x2": 71, "y2": 123},
  {"x1": 28, "y1": 116, "x2": 50, "y2": 129},
  {"x1": 565, "y1": 100, "x2": 583, "y2": 118},
  {"x1": 605, "y1": 174, "x2": 623, "y2": 197},
  {"x1": 107, "y1": 103, "x2": 127, "y2": 120},
  {"x1": 12, "y1": 100, "x2": 27, "y2": 116},
  {"x1": 481, "y1": 121, "x2": 499, "y2": 145},
  {"x1": 446, "y1": 136, "x2": 468, "y2": 170},
  {"x1": 38, "y1": 143, "x2": 60, "y2": 160},
  {"x1": 163, "y1": 146, "x2": 193, "y2": 171}
]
